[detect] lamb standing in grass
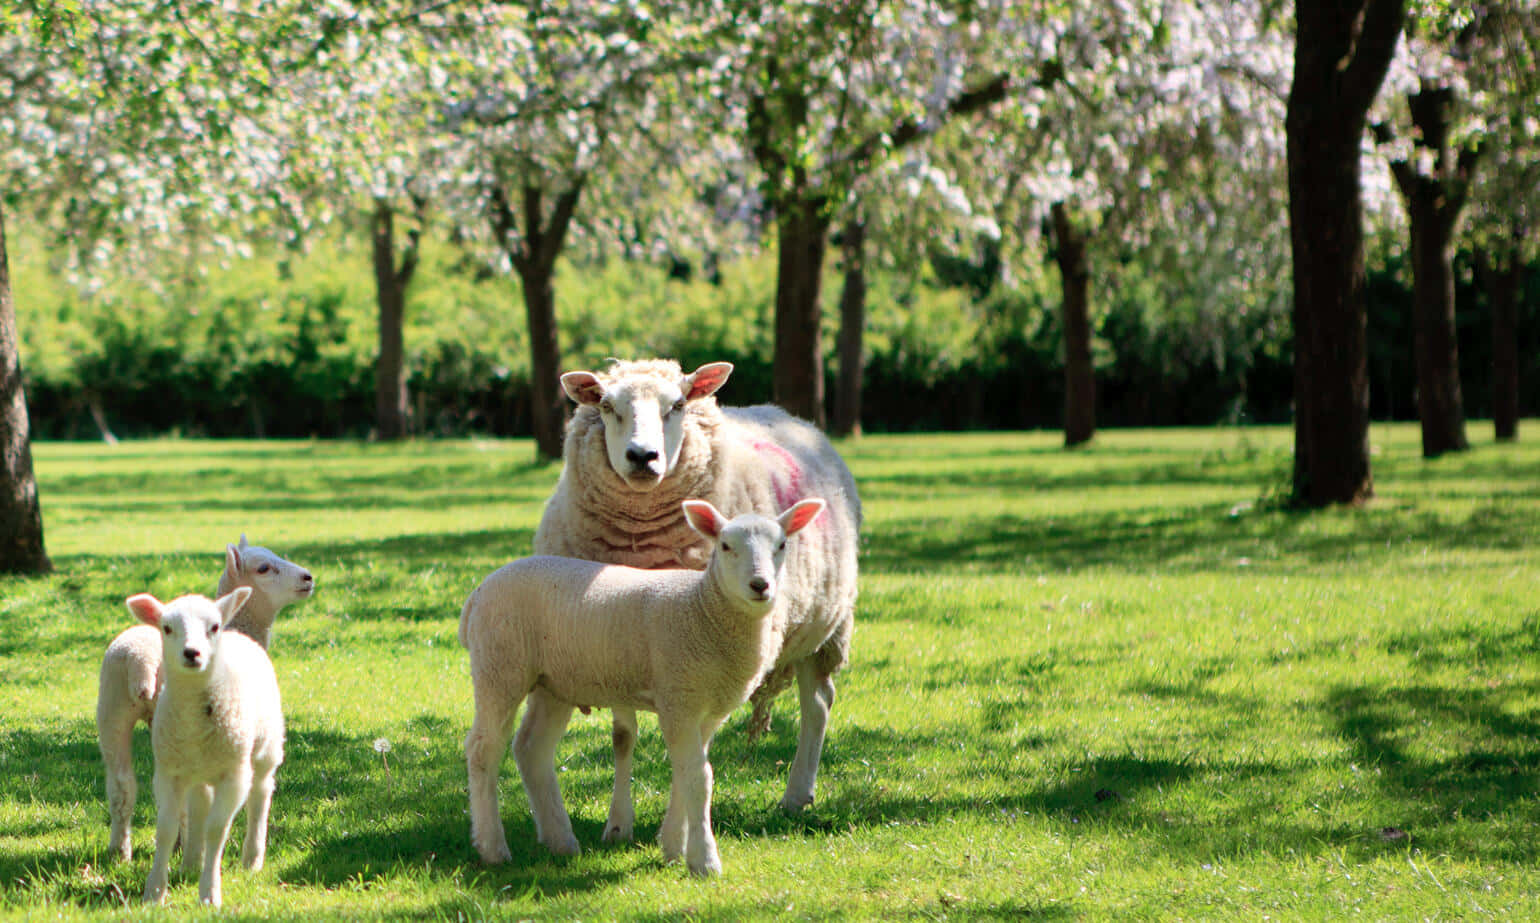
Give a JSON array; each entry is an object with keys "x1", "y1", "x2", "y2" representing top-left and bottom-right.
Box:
[
  {"x1": 97, "y1": 537, "x2": 313, "y2": 861},
  {"x1": 532, "y1": 359, "x2": 860, "y2": 839},
  {"x1": 131, "y1": 588, "x2": 284, "y2": 907},
  {"x1": 464, "y1": 497, "x2": 827, "y2": 877}
]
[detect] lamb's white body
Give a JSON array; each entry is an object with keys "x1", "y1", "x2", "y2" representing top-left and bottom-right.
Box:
[
  {"x1": 463, "y1": 498, "x2": 825, "y2": 877},
  {"x1": 133, "y1": 589, "x2": 285, "y2": 908},
  {"x1": 533, "y1": 360, "x2": 860, "y2": 836},
  {"x1": 97, "y1": 537, "x2": 312, "y2": 861}
]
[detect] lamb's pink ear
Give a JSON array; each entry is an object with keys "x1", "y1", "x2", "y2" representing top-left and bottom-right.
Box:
[
  {"x1": 214, "y1": 586, "x2": 253, "y2": 626},
  {"x1": 126, "y1": 594, "x2": 165, "y2": 628},
  {"x1": 685, "y1": 362, "x2": 733, "y2": 400},
  {"x1": 779, "y1": 498, "x2": 826, "y2": 536},
  {"x1": 561, "y1": 371, "x2": 605, "y2": 405},
  {"x1": 682, "y1": 500, "x2": 728, "y2": 539},
  {"x1": 226, "y1": 542, "x2": 242, "y2": 577}
]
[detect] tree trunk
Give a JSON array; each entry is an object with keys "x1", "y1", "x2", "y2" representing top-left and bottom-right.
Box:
[
  {"x1": 1405, "y1": 188, "x2": 1468, "y2": 456},
  {"x1": 833, "y1": 217, "x2": 865, "y2": 439},
  {"x1": 491, "y1": 180, "x2": 584, "y2": 462},
  {"x1": 372, "y1": 201, "x2": 418, "y2": 442},
  {"x1": 773, "y1": 200, "x2": 830, "y2": 428},
  {"x1": 1051, "y1": 202, "x2": 1095, "y2": 448},
  {"x1": 1481, "y1": 246, "x2": 1522, "y2": 442},
  {"x1": 1286, "y1": 0, "x2": 1405, "y2": 506},
  {"x1": 520, "y1": 260, "x2": 566, "y2": 461},
  {"x1": 0, "y1": 201, "x2": 51, "y2": 574},
  {"x1": 1391, "y1": 87, "x2": 1472, "y2": 458}
]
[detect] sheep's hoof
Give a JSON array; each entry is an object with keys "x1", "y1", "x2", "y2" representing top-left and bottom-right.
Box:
[
  {"x1": 474, "y1": 840, "x2": 514, "y2": 865},
  {"x1": 687, "y1": 856, "x2": 722, "y2": 878},
  {"x1": 601, "y1": 822, "x2": 634, "y2": 845},
  {"x1": 542, "y1": 833, "x2": 581, "y2": 857},
  {"x1": 778, "y1": 793, "x2": 814, "y2": 812}
]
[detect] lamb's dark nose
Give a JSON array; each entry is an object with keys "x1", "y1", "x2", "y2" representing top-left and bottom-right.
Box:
[
  {"x1": 626, "y1": 447, "x2": 660, "y2": 467},
  {"x1": 182, "y1": 648, "x2": 201, "y2": 665},
  {"x1": 748, "y1": 577, "x2": 769, "y2": 596}
]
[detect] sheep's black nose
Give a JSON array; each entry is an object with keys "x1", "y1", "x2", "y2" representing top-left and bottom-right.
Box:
[
  {"x1": 626, "y1": 447, "x2": 660, "y2": 466},
  {"x1": 748, "y1": 577, "x2": 769, "y2": 595},
  {"x1": 182, "y1": 648, "x2": 200, "y2": 664}
]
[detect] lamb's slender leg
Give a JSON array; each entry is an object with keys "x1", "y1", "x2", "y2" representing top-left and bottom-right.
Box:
[
  {"x1": 513, "y1": 689, "x2": 579, "y2": 856},
  {"x1": 603, "y1": 708, "x2": 638, "y2": 843},
  {"x1": 142, "y1": 773, "x2": 183, "y2": 904},
  {"x1": 180, "y1": 783, "x2": 212, "y2": 878},
  {"x1": 198, "y1": 771, "x2": 251, "y2": 908},
  {"x1": 782, "y1": 658, "x2": 836, "y2": 811},
  {"x1": 661, "y1": 714, "x2": 719, "y2": 877},
  {"x1": 242, "y1": 761, "x2": 278, "y2": 871},
  {"x1": 98, "y1": 706, "x2": 139, "y2": 862},
  {"x1": 465, "y1": 677, "x2": 521, "y2": 864}
]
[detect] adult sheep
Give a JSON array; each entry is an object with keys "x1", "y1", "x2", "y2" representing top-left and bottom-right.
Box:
[{"x1": 531, "y1": 358, "x2": 860, "y2": 834}]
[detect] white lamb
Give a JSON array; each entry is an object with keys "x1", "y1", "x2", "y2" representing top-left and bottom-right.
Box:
[
  {"x1": 97, "y1": 536, "x2": 313, "y2": 861},
  {"x1": 130, "y1": 588, "x2": 284, "y2": 907},
  {"x1": 532, "y1": 359, "x2": 860, "y2": 839},
  {"x1": 463, "y1": 497, "x2": 827, "y2": 877}
]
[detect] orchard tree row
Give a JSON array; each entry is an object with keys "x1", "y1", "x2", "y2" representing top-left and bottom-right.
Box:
[{"x1": 0, "y1": 0, "x2": 1536, "y2": 572}]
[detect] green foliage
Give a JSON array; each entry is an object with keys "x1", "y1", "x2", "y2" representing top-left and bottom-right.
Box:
[{"x1": 5, "y1": 427, "x2": 1540, "y2": 917}]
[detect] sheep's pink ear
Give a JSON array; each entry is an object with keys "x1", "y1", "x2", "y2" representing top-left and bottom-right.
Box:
[
  {"x1": 685, "y1": 362, "x2": 733, "y2": 400},
  {"x1": 214, "y1": 586, "x2": 253, "y2": 626},
  {"x1": 226, "y1": 542, "x2": 242, "y2": 576},
  {"x1": 682, "y1": 500, "x2": 727, "y2": 539},
  {"x1": 126, "y1": 594, "x2": 165, "y2": 628},
  {"x1": 779, "y1": 498, "x2": 826, "y2": 536},
  {"x1": 561, "y1": 371, "x2": 605, "y2": 405}
]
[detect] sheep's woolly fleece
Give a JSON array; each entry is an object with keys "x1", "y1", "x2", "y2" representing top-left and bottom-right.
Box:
[{"x1": 535, "y1": 358, "x2": 861, "y2": 734}]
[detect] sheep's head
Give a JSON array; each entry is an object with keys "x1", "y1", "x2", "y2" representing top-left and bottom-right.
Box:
[
  {"x1": 225, "y1": 535, "x2": 315, "y2": 608},
  {"x1": 127, "y1": 588, "x2": 253, "y2": 675},
  {"x1": 683, "y1": 498, "x2": 825, "y2": 612},
  {"x1": 562, "y1": 360, "x2": 732, "y2": 490}
]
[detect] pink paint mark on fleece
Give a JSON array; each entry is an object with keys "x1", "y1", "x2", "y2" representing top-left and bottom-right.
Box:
[{"x1": 750, "y1": 440, "x2": 806, "y2": 514}]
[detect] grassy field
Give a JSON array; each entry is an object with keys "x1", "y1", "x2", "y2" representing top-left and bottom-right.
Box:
[{"x1": 2, "y1": 424, "x2": 1539, "y2": 919}]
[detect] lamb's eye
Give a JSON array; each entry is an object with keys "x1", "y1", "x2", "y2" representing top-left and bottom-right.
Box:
[
  {"x1": 163, "y1": 626, "x2": 172, "y2": 635},
  {"x1": 777, "y1": 541, "x2": 786, "y2": 552},
  {"x1": 669, "y1": 399, "x2": 685, "y2": 415},
  {"x1": 721, "y1": 542, "x2": 732, "y2": 553},
  {"x1": 209, "y1": 624, "x2": 219, "y2": 634},
  {"x1": 599, "y1": 401, "x2": 615, "y2": 415},
  {"x1": 256, "y1": 564, "x2": 270, "y2": 574}
]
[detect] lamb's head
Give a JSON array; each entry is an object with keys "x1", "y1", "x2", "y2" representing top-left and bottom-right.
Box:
[
  {"x1": 562, "y1": 360, "x2": 733, "y2": 490},
  {"x1": 127, "y1": 588, "x2": 253, "y2": 676},
  {"x1": 224, "y1": 535, "x2": 314, "y2": 609},
  {"x1": 683, "y1": 498, "x2": 825, "y2": 611}
]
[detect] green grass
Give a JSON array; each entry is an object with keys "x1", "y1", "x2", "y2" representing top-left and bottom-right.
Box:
[{"x1": 3, "y1": 424, "x2": 1540, "y2": 919}]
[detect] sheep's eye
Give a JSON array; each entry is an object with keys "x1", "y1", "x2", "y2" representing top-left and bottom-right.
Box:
[
  {"x1": 256, "y1": 564, "x2": 271, "y2": 574},
  {"x1": 721, "y1": 542, "x2": 732, "y2": 553},
  {"x1": 163, "y1": 626, "x2": 172, "y2": 635},
  {"x1": 669, "y1": 399, "x2": 685, "y2": 415},
  {"x1": 599, "y1": 401, "x2": 615, "y2": 415},
  {"x1": 209, "y1": 624, "x2": 219, "y2": 634},
  {"x1": 777, "y1": 541, "x2": 787, "y2": 552}
]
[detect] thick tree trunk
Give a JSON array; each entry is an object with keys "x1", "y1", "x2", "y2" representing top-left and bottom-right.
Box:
[
  {"x1": 1481, "y1": 247, "x2": 1522, "y2": 442},
  {"x1": 520, "y1": 261, "x2": 566, "y2": 461},
  {"x1": 372, "y1": 201, "x2": 417, "y2": 442},
  {"x1": 1051, "y1": 202, "x2": 1095, "y2": 448},
  {"x1": 0, "y1": 201, "x2": 51, "y2": 574},
  {"x1": 833, "y1": 218, "x2": 865, "y2": 439},
  {"x1": 1405, "y1": 191, "x2": 1468, "y2": 456},
  {"x1": 773, "y1": 201, "x2": 830, "y2": 428},
  {"x1": 1286, "y1": 0, "x2": 1404, "y2": 507}
]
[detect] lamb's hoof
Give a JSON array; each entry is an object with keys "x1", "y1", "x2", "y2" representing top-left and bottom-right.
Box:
[
  {"x1": 601, "y1": 822, "x2": 634, "y2": 845},
  {"x1": 779, "y1": 793, "x2": 814, "y2": 812},
  {"x1": 109, "y1": 843, "x2": 132, "y2": 863},
  {"x1": 474, "y1": 839, "x2": 514, "y2": 865},
  {"x1": 542, "y1": 832, "x2": 581, "y2": 857},
  {"x1": 687, "y1": 856, "x2": 723, "y2": 878}
]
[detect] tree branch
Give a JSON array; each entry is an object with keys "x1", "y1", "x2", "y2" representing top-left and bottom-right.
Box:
[{"x1": 1342, "y1": 0, "x2": 1408, "y2": 118}]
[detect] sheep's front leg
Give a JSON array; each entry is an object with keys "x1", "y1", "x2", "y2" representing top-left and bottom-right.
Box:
[
  {"x1": 242, "y1": 760, "x2": 278, "y2": 871},
  {"x1": 603, "y1": 708, "x2": 638, "y2": 843},
  {"x1": 142, "y1": 773, "x2": 184, "y2": 904},
  {"x1": 660, "y1": 715, "x2": 719, "y2": 877},
  {"x1": 513, "y1": 689, "x2": 579, "y2": 857},
  {"x1": 782, "y1": 658, "x2": 836, "y2": 811},
  {"x1": 465, "y1": 677, "x2": 521, "y2": 864},
  {"x1": 198, "y1": 770, "x2": 251, "y2": 908},
  {"x1": 98, "y1": 708, "x2": 139, "y2": 862}
]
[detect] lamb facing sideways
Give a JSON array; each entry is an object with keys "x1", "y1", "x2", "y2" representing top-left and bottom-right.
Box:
[
  {"x1": 130, "y1": 588, "x2": 284, "y2": 908},
  {"x1": 463, "y1": 497, "x2": 827, "y2": 877},
  {"x1": 97, "y1": 536, "x2": 313, "y2": 861},
  {"x1": 532, "y1": 359, "x2": 860, "y2": 840}
]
